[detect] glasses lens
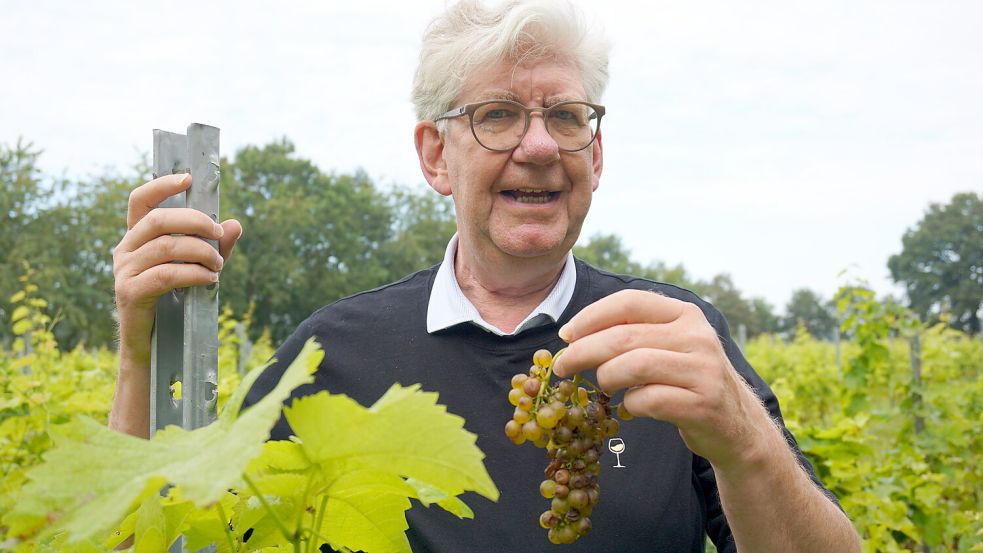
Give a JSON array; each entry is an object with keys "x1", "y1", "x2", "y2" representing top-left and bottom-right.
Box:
[
  {"x1": 472, "y1": 102, "x2": 527, "y2": 150},
  {"x1": 547, "y1": 102, "x2": 599, "y2": 151}
]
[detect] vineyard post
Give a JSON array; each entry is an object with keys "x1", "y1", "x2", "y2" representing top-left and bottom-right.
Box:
[
  {"x1": 150, "y1": 124, "x2": 220, "y2": 553},
  {"x1": 908, "y1": 332, "x2": 924, "y2": 435}
]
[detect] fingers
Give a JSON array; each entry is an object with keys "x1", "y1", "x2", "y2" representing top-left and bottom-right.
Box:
[
  {"x1": 553, "y1": 322, "x2": 690, "y2": 377},
  {"x1": 593, "y1": 348, "x2": 695, "y2": 394},
  {"x1": 127, "y1": 173, "x2": 193, "y2": 229},
  {"x1": 622, "y1": 384, "x2": 698, "y2": 422},
  {"x1": 119, "y1": 263, "x2": 220, "y2": 309},
  {"x1": 558, "y1": 289, "x2": 688, "y2": 342},
  {"x1": 117, "y1": 207, "x2": 223, "y2": 254},
  {"x1": 125, "y1": 235, "x2": 225, "y2": 275},
  {"x1": 218, "y1": 219, "x2": 243, "y2": 261}
]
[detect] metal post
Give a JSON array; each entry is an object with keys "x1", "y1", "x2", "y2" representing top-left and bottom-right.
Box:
[
  {"x1": 150, "y1": 123, "x2": 220, "y2": 433},
  {"x1": 150, "y1": 124, "x2": 220, "y2": 553}
]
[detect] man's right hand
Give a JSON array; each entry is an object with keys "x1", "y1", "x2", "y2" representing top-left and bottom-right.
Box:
[{"x1": 109, "y1": 173, "x2": 242, "y2": 436}]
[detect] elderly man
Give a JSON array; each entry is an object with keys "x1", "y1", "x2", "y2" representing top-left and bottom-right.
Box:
[{"x1": 110, "y1": 1, "x2": 861, "y2": 551}]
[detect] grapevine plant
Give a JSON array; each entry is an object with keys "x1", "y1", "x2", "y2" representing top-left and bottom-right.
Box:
[{"x1": 2, "y1": 338, "x2": 498, "y2": 553}]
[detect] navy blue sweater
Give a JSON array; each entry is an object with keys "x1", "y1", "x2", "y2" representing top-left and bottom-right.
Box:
[{"x1": 244, "y1": 260, "x2": 834, "y2": 553}]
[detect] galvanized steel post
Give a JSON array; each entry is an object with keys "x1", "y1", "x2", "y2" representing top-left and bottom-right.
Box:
[{"x1": 150, "y1": 123, "x2": 220, "y2": 436}]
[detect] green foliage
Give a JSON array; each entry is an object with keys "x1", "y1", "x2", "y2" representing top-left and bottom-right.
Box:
[
  {"x1": 2, "y1": 342, "x2": 497, "y2": 553},
  {"x1": 888, "y1": 191, "x2": 983, "y2": 334},
  {"x1": 0, "y1": 278, "x2": 496, "y2": 552},
  {"x1": 748, "y1": 286, "x2": 983, "y2": 552}
]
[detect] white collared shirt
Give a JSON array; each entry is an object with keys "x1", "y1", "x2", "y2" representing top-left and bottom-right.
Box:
[{"x1": 426, "y1": 234, "x2": 577, "y2": 336}]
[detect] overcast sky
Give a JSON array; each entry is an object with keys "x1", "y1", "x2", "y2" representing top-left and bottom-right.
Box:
[{"x1": 3, "y1": 0, "x2": 981, "y2": 312}]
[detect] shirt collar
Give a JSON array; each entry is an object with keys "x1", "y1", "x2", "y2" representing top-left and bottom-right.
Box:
[{"x1": 426, "y1": 234, "x2": 577, "y2": 336}]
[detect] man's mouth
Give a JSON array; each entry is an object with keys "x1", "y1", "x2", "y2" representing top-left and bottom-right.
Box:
[{"x1": 502, "y1": 189, "x2": 558, "y2": 204}]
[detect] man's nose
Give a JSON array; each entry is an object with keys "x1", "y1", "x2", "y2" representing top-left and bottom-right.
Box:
[{"x1": 513, "y1": 115, "x2": 560, "y2": 164}]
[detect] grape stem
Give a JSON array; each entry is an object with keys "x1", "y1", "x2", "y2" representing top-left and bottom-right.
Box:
[{"x1": 533, "y1": 358, "x2": 556, "y2": 411}]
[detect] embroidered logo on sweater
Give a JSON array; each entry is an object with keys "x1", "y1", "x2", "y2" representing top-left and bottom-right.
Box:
[{"x1": 608, "y1": 437, "x2": 626, "y2": 468}]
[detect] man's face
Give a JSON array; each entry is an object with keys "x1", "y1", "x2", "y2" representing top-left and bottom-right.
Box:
[{"x1": 423, "y1": 58, "x2": 603, "y2": 264}]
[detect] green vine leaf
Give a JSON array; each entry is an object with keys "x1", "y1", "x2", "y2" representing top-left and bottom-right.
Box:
[
  {"x1": 285, "y1": 384, "x2": 499, "y2": 503},
  {"x1": 315, "y1": 470, "x2": 414, "y2": 553},
  {"x1": 4, "y1": 338, "x2": 322, "y2": 546}
]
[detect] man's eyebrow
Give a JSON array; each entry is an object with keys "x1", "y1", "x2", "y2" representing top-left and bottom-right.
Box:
[{"x1": 545, "y1": 94, "x2": 584, "y2": 106}]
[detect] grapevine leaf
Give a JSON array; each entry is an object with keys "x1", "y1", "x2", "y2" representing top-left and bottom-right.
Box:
[
  {"x1": 12, "y1": 319, "x2": 31, "y2": 336},
  {"x1": 104, "y1": 509, "x2": 136, "y2": 549},
  {"x1": 5, "y1": 338, "x2": 322, "y2": 545},
  {"x1": 252, "y1": 473, "x2": 310, "y2": 500},
  {"x1": 181, "y1": 491, "x2": 239, "y2": 553},
  {"x1": 403, "y1": 477, "x2": 447, "y2": 505},
  {"x1": 220, "y1": 356, "x2": 274, "y2": 423},
  {"x1": 403, "y1": 478, "x2": 474, "y2": 519},
  {"x1": 10, "y1": 305, "x2": 28, "y2": 322},
  {"x1": 231, "y1": 495, "x2": 299, "y2": 551},
  {"x1": 246, "y1": 440, "x2": 312, "y2": 474},
  {"x1": 133, "y1": 495, "x2": 166, "y2": 553},
  {"x1": 315, "y1": 470, "x2": 413, "y2": 553},
  {"x1": 435, "y1": 495, "x2": 474, "y2": 520},
  {"x1": 285, "y1": 384, "x2": 499, "y2": 502}
]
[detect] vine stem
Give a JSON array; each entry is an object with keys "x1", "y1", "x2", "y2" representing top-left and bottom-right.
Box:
[
  {"x1": 296, "y1": 471, "x2": 315, "y2": 553},
  {"x1": 215, "y1": 498, "x2": 236, "y2": 553},
  {"x1": 532, "y1": 361, "x2": 554, "y2": 411},
  {"x1": 243, "y1": 473, "x2": 295, "y2": 544},
  {"x1": 307, "y1": 495, "x2": 329, "y2": 553}
]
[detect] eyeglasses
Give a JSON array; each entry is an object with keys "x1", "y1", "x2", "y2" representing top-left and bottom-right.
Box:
[{"x1": 434, "y1": 99, "x2": 605, "y2": 152}]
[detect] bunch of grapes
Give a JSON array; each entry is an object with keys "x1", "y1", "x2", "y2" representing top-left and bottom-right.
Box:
[{"x1": 505, "y1": 349, "x2": 633, "y2": 544}]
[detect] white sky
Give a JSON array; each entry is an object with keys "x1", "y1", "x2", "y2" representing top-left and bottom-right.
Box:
[{"x1": 3, "y1": 0, "x2": 981, "y2": 312}]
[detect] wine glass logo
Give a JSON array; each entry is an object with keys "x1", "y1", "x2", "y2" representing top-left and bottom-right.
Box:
[{"x1": 608, "y1": 438, "x2": 626, "y2": 468}]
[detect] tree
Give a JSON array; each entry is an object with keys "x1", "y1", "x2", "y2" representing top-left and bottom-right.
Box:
[
  {"x1": 0, "y1": 140, "x2": 49, "y2": 337},
  {"x1": 377, "y1": 187, "x2": 456, "y2": 278},
  {"x1": 573, "y1": 233, "x2": 695, "y2": 289},
  {"x1": 888, "y1": 192, "x2": 983, "y2": 333},
  {"x1": 219, "y1": 140, "x2": 399, "y2": 341},
  {"x1": 780, "y1": 288, "x2": 836, "y2": 340}
]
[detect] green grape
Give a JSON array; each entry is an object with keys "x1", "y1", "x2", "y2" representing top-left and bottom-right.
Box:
[
  {"x1": 511, "y1": 373, "x2": 528, "y2": 389},
  {"x1": 513, "y1": 407, "x2": 531, "y2": 424},
  {"x1": 576, "y1": 517, "x2": 592, "y2": 536},
  {"x1": 508, "y1": 388, "x2": 524, "y2": 406},
  {"x1": 536, "y1": 406, "x2": 559, "y2": 429},
  {"x1": 540, "y1": 479, "x2": 557, "y2": 499},
  {"x1": 533, "y1": 349, "x2": 553, "y2": 368},
  {"x1": 568, "y1": 489, "x2": 589, "y2": 510},
  {"x1": 522, "y1": 421, "x2": 543, "y2": 441}
]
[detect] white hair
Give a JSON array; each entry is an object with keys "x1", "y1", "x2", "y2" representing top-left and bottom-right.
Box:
[{"x1": 411, "y1": 0, "x2": 611, "y2": 122}]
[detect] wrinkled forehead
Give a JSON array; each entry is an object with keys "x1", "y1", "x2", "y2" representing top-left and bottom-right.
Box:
[{"x1": 457, "y1": 56, "x2": 587, "y2": 105}]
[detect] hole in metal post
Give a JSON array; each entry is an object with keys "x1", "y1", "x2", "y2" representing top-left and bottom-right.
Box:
[{"x1": 170, "y1": 379, "x2": 183, "y2": 403}]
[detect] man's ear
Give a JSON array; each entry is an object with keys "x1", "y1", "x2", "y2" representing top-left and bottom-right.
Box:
[
  {"x1": 415, "y1": 121, "x2": 451, "y2": 196},
  {"x1": 591, "y1": 129, "x2": 603, "y2": 192}
]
